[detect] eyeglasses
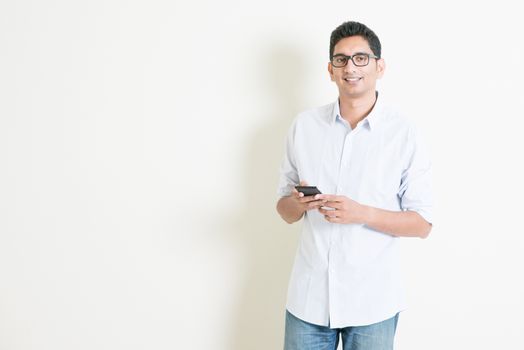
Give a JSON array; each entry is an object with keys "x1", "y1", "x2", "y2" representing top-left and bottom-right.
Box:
[{"x1": 330, "y1": 53, "x2": 379, "y2": 67}]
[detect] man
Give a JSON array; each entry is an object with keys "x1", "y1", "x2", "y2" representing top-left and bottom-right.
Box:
[{"x1": 276, "y1": 21, "x2": 433, "y2": 350}]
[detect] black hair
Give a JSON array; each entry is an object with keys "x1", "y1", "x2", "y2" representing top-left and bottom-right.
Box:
[{"x1": 329, "y1": 21, "x2": 382, "y2": 59}]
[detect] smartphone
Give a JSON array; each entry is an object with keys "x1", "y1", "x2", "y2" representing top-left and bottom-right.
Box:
[{"x1": 295, "y1": 185, "x2": 322, "y2": 197}]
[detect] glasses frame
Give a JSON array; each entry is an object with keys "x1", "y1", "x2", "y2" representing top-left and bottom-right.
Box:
[{"x1": 330, "y1": 53, "x2": 379, "y2": 68}]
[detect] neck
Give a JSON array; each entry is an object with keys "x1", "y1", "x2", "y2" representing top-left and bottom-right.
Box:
[{"x1": 339, "y1": 91, "x2": 377, "y2": 129}]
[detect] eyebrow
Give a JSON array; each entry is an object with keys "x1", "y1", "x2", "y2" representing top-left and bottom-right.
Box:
[{"x1": 333, "y1": 51, "x2": 371, "y2": 56}]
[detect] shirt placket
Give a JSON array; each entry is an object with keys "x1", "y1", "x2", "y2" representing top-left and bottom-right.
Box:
[{"x1": 328, "y1": 123, "x2": 357, "y2": 326}]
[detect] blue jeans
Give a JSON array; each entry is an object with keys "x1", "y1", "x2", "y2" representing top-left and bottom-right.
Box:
[{"x1": 284, "y1": 310, "x2": 399, "y2": 350}]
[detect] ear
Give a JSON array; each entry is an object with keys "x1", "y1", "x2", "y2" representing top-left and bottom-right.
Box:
[
  {"x1": 328, "y1": 62, "x2": 335, "y2": 81},
  {"x1": 376, "y1": 58, "x2": 386, "y2": 79}
]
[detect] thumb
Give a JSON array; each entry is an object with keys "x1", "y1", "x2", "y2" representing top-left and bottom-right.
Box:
[{"x1": 299, "y1": 180, "x2": 309, "y2": 186}]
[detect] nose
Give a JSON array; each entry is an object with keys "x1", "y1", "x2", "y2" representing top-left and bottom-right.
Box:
[{"x1": 343, "y1": 58, "x2": 358, "y2": 72}]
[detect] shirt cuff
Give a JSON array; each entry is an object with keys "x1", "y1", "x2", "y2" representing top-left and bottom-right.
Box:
[{"x1": 405, "y1": 207, "x2": 433, "y2": 225}]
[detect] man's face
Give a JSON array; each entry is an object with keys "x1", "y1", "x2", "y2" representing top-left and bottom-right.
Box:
[{"x1": 328, "y1": 35, "x2": 385, "y2": 99}]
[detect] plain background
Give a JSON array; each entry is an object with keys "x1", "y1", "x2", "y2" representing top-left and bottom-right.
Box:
[{"x1": 1, "y1": 0, "x2": 524, "y2": 349}]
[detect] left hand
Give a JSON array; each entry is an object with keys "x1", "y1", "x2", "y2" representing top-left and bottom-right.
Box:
[{"x1": 316, "y1": 194, "x2": 366, "y2": 224}]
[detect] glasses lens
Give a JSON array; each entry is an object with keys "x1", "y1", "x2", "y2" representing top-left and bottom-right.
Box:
[
  {"x1": 332, "y1": 55, "x2": 348, "y2": 67},
  {"x1": 353, "y1": 54, "x2": 369, "y2": 66}
]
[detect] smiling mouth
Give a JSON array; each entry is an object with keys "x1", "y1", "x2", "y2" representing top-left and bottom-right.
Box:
[{"x1": 344, "y1": 77, "x2": 362, "y2": 82}]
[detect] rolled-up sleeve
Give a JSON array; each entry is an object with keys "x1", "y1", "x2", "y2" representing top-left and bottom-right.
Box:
[
  {"x1": 398, "y1": 124, "x2": 433, "y2": 224},
  {"x1": 277, "y1": 118, "x2": 299, "y2": 198}
]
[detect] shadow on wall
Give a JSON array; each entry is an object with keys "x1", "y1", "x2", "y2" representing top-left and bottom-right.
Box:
[{"x1": 226, "y1": 44, "x2": 310, "y2": 350}]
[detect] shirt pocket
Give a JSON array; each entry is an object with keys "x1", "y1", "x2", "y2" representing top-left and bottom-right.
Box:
[{"x1": 361, "y1": 147, "x2": 402, "y2": 206}]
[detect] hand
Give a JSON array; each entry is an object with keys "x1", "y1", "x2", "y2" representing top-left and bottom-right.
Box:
[
  {"x1": 316, "y1": 194, "x2": 366, "y2": 224},
  {"x1": 292, "y1": 181, "x2": 327, "y2": 212}
]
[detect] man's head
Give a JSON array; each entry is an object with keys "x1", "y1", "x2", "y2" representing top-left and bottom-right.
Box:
[
  {"x1": 329, "y1": 21, "x2": 381, "y2": 60},
  {"x1": 328, "y1": 21, "x2": 385, "y2": 100}
]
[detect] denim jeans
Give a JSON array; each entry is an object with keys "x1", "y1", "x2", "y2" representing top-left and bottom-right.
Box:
[{"x1": 284, "y1": 310, "x2": 399, "y2": 350}]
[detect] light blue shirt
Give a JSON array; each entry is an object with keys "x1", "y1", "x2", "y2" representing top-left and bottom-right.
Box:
[{"x1": 277, "y1": 93, "x2": 433, "y2": 328}]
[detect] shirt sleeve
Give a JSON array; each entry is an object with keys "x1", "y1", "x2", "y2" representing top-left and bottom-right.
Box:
[
  {"x1": 277, "y1": 118, "x2": 299, "y2": 198},
  {"x1": 398, "y1": 124, "x2": 433, "y2": 224}
]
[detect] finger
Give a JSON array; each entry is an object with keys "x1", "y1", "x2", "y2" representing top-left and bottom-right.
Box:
[
  {"x1": 319, "y1": 208, "x2": 338, "y2": 217},
  {"x1": 326, "y1": 210, "x2": 338, "y2": 218},
  {"x1": 300, "y1": 196, "x2": 326, "y2": 205},
  {"x1": 292, "y1": 188, "x2": 304, "y2": 198},
  {"x1": 295, "y1": 180, "x2": 309, "y2": 197},
  {"x1": 316, "y1": 194, "x2": 342, "y2": 202},
  {"x1": 301, "y1": 199, "x2": 325, "y2": 208},
  {"x1": 306, "y1": 200, "x2": 326, "y2": 210},
  {"x1": 324, "y1": 201, "x2": 343, "y2": 209},
  {"x1": 325, "y1": 216, "x2": 342, "y2": 223}
]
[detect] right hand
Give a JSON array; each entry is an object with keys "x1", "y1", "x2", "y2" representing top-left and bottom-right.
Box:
[{"x1": 291, "y1": 181, "x2": 327, "y2": 212}]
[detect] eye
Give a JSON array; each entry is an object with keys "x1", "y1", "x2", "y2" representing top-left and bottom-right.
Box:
[
  {"x1": 354, "y1": 55, "x2": 366, "y2": 63},
  {"x1": 334, "y1": 56, "x2": 346, "y2": 64}
]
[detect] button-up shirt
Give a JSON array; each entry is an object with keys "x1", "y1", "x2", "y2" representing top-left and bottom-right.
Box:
[{"x1": 277, "y1": 93, "x2": 433, "y2": 328}]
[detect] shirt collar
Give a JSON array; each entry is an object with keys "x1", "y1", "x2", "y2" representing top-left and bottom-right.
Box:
[{"x1": 331, "y1": 91, "x2": 383, "y2": 131}]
